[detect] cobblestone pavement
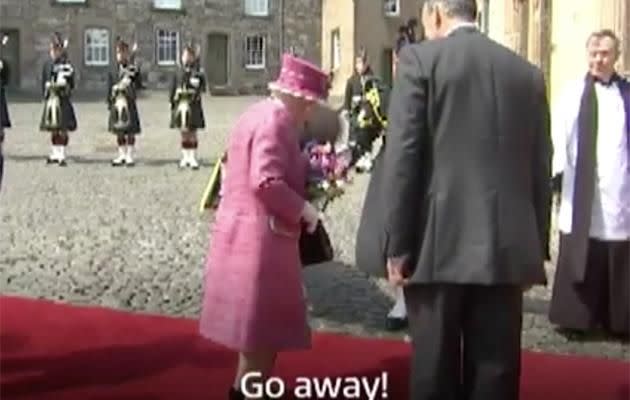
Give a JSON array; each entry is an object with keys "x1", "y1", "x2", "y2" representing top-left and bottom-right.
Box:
[{"x1": 1, "y1": 93, "x2": 628, "y2": 362}]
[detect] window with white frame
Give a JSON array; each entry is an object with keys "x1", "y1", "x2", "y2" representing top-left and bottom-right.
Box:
[
  {"x1": 156, "y1": 29, "x2": 179, "y2": 66},
  {"x1": 245, "y1": 35, "x2": 266, "y2": 69},
  {"x1": 244, "y1": 0, "x2": 269, "y2": 16},
  {"x1": 384, "y1": 0, "x2": 400, "y2": 16},
  {"x1": 84, "y1": 28, "x2": 110, "y2": 66},
  {"x1": 153, "y1": 0, "x2": 182, "y2": 10},
  {"x1": 331, "y1": 29, "x2": 341, "y2": 71}
]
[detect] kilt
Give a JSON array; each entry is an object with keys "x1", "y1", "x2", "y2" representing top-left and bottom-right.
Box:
[
  {"x1": 39, "y1": 96, "x2": 77, "y2": 132},
  {"x1": 0, "y1": 89, "x2": 10, "y2": 128},
  {"x1": 108, "y1": 97, "x2": 141, "y2": 135},
  {"x1": 170, "y1": 99, "x2": 205, "y2": 130}
]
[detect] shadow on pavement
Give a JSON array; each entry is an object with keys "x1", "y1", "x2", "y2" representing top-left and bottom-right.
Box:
[
  {"x1": 303, "y1": 260, "x2": 589, "y2": 337},
  {"x1": 304, "y1": 261, "x2": 394, "y2": 333},
  {"x1": 3, "y1": 154, "x2": 222, "y2": 168}
]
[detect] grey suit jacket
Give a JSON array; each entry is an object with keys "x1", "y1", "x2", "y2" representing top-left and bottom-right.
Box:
[{"x1": 382, "y1": 27, "x2": 551, "y2": 285}]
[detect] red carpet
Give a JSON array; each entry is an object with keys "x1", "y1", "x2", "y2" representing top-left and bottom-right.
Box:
[{"x1": 0, "y1": 296, "x2": 628, "y2": 400}]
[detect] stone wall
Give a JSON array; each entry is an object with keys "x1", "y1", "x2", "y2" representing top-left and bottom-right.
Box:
[
  {"x1": 321, "y1": 0, "x2": 356, "y2": 98},
  {"x1": 283, "y1": 0, "x2": 322, "y2": 66},
  {"x1": 322, "y1": 0, "x2": 421, "y2": 98},
  {"x1": 485, "y1": 0, "x2": 628, "y2": 104},
  {"x1": 0, "y1": 0, "x2": 322, "y2": 93}
]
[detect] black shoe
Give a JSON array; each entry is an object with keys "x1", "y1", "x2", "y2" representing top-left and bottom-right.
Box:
[
  {"x1": 385, "y1": 317, "x2": 408, "y2": 331},
  {"x1": 229, "y1": 386, "x2": 278, "y2": 400},
  {"x1": 556, "y1": 327, "x2": 584, "y2": 335},
  {"x1": 46, "y1": 157, "x2": 56, "y2": 164},
  {"x1": 228, "y1": 387, "x2": 244, "y2": 400},
  {"x1": 58, "y1": 159, "x2": 67, "y2": 167},
  {"x1": 555, "y1": 327, "x2": 600, "y2": 341}
]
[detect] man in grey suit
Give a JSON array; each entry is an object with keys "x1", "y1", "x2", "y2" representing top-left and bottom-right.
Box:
[{"x1": 382, "y1": 1, "x2": 552, "y2": 399}]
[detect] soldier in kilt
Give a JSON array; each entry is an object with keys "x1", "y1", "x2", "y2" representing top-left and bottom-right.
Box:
[
  {"x1": 169, "y1": 44, "x2": 206, "y2": 170},
  {"x1": 0, "y1": 35, "x2": 11, "y2": 191},
  {"x1": 107, "y1": 39, "x2": 142, "y2": 167},
  {"x1": 40, "y1": 33, "x2": 77, "y2": 167},
  {"x1": 343, "y1": 50, "x2": 385, "y2": 173}
]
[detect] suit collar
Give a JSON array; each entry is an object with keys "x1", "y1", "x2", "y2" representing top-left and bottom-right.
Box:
[{"x1": 446, "y1": 22, "x2": 478, "y2": 37}]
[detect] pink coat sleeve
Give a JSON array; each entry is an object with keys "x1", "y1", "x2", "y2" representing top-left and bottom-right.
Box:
[{"x1": 249, "y1": 117, "x2": 305, "y2": 225}]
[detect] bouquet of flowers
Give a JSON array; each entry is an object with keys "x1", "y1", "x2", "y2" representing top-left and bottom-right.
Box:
[{"x1": 303, "y1": 140, "x2": 352, "y2": 211}]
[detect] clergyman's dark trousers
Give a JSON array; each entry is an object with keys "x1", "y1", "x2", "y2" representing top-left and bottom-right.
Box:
[{"x1": 404, "y1": 284, "x2": 523, "y2": 400}]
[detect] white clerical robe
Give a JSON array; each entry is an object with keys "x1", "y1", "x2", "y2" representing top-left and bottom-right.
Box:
[{"x1": 552, "y1": 78, "x2": 630, "y2": 241}]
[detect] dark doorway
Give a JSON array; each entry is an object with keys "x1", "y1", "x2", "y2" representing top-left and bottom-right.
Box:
[
  {"x1": 381, "y1": 48, "x2": 393, "y2": 87},
  {"x1": 0, "y1": 29, "x2": 20, "y2": 89},
  {"x1": 206, "y1": 33, "x2": 229, "y2": 87}
]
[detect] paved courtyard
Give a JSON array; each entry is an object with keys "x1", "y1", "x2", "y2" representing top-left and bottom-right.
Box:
[{"x1": 0, "y1": 92, "x2": 628, "y2": 361}]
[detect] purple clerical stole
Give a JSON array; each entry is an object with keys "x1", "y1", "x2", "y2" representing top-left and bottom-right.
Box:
[
  {"x1": 617, "y1": 78, "x2": 630, "y2": 171},
  {"x1": 619, "y1": 78, "x2": 630, "y2": 134}
]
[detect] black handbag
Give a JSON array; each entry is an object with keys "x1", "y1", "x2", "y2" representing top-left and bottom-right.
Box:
[{"x1": 300, "y1": 221, "x2": 333, "y2": 266}]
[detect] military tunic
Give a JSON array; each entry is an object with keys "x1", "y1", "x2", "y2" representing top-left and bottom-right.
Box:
[
  {"x1": 39, "y1": 58, "x2": 77, "y2": 132},
  {"x1": 343, "y1": 69, "x2": 387, "y2": 163},
  {"x1": 169, "y1": 65, "x2": 206, "y2": 130}
]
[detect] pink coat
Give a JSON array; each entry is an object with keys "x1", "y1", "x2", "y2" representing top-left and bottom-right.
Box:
[{"x1": 199, "y1": 98, "x2": 310, "y2": 352}]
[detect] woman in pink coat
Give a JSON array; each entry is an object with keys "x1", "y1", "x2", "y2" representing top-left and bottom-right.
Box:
[{"x1": 199, "y1": 54, "x2": 329, "y2": 400}]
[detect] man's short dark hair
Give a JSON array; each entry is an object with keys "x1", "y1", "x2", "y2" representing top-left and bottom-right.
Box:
[
  {"x1": 424, "y1": 0, "x2": 478, "y2": 21},
  {"x1": 586, "y1": 29, "x2": 620, "y2": 53}
]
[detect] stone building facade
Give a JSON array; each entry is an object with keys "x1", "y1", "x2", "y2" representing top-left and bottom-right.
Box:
[
  {"x1": 321, "y1": 0, "x2": 628, "y2": 104},
  {"x1": 480, "y1": 0, "x2": 629, "y2": 104},
  {"x1": 0, "y1": 0, "x2": 322, "y2": 94},
  {"x1": 321, "y1": 0, "x2": 422, "y2": 98}
]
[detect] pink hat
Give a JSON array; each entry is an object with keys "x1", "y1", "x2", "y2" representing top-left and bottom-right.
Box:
[{"x1": 268, "y1": 54, "x2": 329, "y2": 103}]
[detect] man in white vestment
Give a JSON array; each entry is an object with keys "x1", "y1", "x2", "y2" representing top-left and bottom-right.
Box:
[{"x1": 549, "y1": 29, "x2": 629, "y2": 338}]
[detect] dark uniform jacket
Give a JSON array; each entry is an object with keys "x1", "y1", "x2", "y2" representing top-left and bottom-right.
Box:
[
  {"x1": 343, "y1": 68, "x2": 374, "y2": 115},
  {"x1": 39, "y1": 57, "x2": 77, "y2": 132},
  {"x1": 106, "y1": 62, "x2": 142, "y2": 134},
  {"x1": 169, "y1": 64, "x2": 207, "y2": 130}
]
